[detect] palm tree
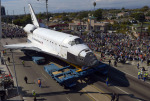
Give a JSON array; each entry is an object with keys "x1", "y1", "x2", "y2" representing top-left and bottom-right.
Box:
[{"x1": 93, "y1": 2, "x2": 96, "y2": 11}]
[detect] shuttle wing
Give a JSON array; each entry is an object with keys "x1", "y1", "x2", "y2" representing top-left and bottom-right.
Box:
[
  {"x1": 4, "y1": 43, "x2": 58, "y2": 55},
  {"x1": 4, "y1": 43, "x2": 42, "y2": 51}
]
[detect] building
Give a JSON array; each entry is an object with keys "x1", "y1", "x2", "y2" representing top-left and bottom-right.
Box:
[
  {"x1": 132, "y1": 24, "x2": 150, "y2": 38},
  {"x1": 48, "y1": 23, "x2": 69, "y2": 30},
  {"x1": 69, "y1": 17, "x2": 109, "y2": 32},
  {"x1": 117, "y1": 12, "x2": 129, "y2": 17},
  {"x1": 145, "y1": 16, "x2": 150, "y2": 21},
  {"x1": 103, "y1": 20, "x2": 115, "y2": 24},
  {"x1": 1, "y1": 6, "x2": 6, "y2": 16}
]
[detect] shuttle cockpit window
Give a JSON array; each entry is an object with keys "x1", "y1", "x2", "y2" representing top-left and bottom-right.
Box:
[{"x1": 68, "y1": 38, "x2": 84, "y2": 46}]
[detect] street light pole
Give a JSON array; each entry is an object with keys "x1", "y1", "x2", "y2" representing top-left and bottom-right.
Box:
[
  {"x1": 46, "y1": 0, "x2": 48, "y2": 17},
  {"x1": 46, "y1": 0, "x2": 49, "y2": 24},
  {"x1": 11, "y1": 50, "x2": 19, "y2": 95},
  {"x1": 0, "y1": 0, "x2": 2, "y2": 39}
]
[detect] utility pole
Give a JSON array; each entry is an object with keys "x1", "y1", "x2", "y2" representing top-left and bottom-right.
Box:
[
  {"x1": 45, "y1": 0, "x2": 48, "y2": 25},
  {"x1": 6, "y1": 10, "x2": 8, "y2": 24},
  {"x1": 12, "y1": 10, "x2": 14, "y2": 24},
  {"x1": 80, "y1": 18, "x2": 82, "y2": 35},
  {"x1": 24, "y1": 7, "x2": 26, "y2": 16},
  {"x1": 89, "y1": 15, "x2": 91, "y2": 34},
  {"x1": 37, "y1": 0, "x2": 48, "y2": 25},
  {"x1": 0, "y1": 0, "x2": 2, "y2": 39},
  {"x1": 46, "y1": 0, "x2": 48, "y2": 17}
]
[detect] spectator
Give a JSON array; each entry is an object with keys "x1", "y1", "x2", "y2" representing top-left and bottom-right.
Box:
[
  {"x1": 111, "y1": 93, "x2": 116, "y2": 101},
  {"x1": 24, "y1": 76, "x2": 28, "y2": 84},
  {"x1": 109, "y1": 59, "x2": 111, "y2": 66},
  {"x1": 7, "y1": 57, "x2": 10, "y2": 63}
]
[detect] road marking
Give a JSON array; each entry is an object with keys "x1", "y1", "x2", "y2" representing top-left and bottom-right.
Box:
[
  {"x1": 123, "y1": 70, "x2": 150, "y2": 84},
  {"x1": 113, "y1": 67, "x2": 150, "y2": 85},
  {"x1": 91, "y1": 85, "x2": 111, "y2": 99},
  {"x1": 42, "y1": 73, "x2": 48, "y2": 79},
  {"x1": 66, "y1": 97, "x2": 71, "y2": 101},
  {"x1": 113, "y1": 66, "x2": 137, "y2": 78},
  {"x1": 93, "y1": 74, "x2": 130, "y2": 96},
  {"x1": 81, "y1": 89, "x2": 96, "y2": 101},
  {"x1": 114, "y1": 86, "x2": 129, "y2": 94}
]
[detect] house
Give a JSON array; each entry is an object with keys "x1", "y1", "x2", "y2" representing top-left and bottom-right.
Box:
[
  {"x1": 117, "y1": 12, "x2": 129, "y2": 17},
  {"x1": 132, "y1": 24, "x2": 150, "y2": 38},
  {"x1": 48, "y1": 24, "x2": 69, "y2": 30},
  {"x1": 103, "y1": 20, "x2": 115, "y2": 24},
  {"x1": 69, "y1": 17, "x2": 109, "y2": 32},
  {"x1": 145, "y1": 16, "x2": 150, "y2": 21}
]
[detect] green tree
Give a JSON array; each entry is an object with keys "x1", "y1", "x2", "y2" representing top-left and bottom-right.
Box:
[
  {"x1": 37, "y1": 13, "x2": 45, "y2": 19},
  {"x1": 107, "y1": 23, "x2": 113, "y2": 30},
  {"x1": 112, "y1": 22, "x2": 120, "y2": 30},
  {"x1": 130, "y1": 12, "x2": 145, "y2": 22},
  {"x1": 146, "y1": 11, "x2": 150, "y2": 16},
  {"x1": 93, "y1": 9, "x2": 102, "y2": 20},
  {"x1": 13, "y1": 19, "x2": 23, "y2": 26},
  {"x1": 141, "y1": 6, "x2": 149, "y2": 12},
  {"x1": 13, "y1": 15, "x2": 31, "y2": 26},
  {"x1": 62, "y1": 16, "x2": 69, "y2": 21},
  {"x1": 121, "y1": 7, "x2": 125, "y2": 11},
  {"x1": 70, "y1": 12, "x2": 78, "y2": 18},
  {"x1": 77, "y1": 11, "x2": 88, "y2": 20},
  {"x1": 62, "y1": 12, "x2": 67, "y2": 16},
  {"x1": 111, "y1": 16, "x2": 116, "y2": 20}
]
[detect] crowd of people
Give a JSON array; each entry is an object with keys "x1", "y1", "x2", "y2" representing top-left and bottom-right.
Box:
[
  {"x1": 78, "y1": 32, "x2": 150, "y2": 81},
  {"x1": 2, "y1": 23, "x2": 26, "y2": 38},
  {"x1": 79, "y1": 32, "x2": 150, "y2": 65}
]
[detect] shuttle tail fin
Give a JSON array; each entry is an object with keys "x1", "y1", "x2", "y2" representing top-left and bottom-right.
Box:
[{"x1": 28, "y1": 4, "x2": 39, "y2": 27}]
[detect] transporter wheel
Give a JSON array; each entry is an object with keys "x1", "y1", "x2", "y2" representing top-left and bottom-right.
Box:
[
  {"x1": 64, "y1": 84, "x2": 69, "y2": 89},
  {"x1": 1, "y1": 95, "x2": 6, "y2": 100}
]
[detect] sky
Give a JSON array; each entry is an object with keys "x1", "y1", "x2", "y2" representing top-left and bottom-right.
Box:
[{"x1": 1, "y1": 0, "x2": 150, "y2": 15}]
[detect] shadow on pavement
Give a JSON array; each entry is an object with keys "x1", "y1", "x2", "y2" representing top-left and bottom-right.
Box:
[
  {"x1": 27, "y1": 82, "x2": 35, "y2": 84},
  {"x1": 101, "y1": 92, "x2": 146, "y2": 101},
  {"x1": 106, "y1": 65, "x2": 130, "y2": 87},
  {"x1": 36, "y1": 91, "x2": 99, "y2": 97},
  {"x1": 6, "y1": 87, "x2": 24, "y2": 100},
  {"x1": 78, "y1": 63, "x2": 130, "y2": 88},
  {"x1": 19, "y1": 56, "x2": 32, "y2": 61}
]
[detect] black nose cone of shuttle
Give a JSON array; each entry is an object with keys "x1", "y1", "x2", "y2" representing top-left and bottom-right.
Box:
[{"x1": 84, "y1": 52, "x2": 99, "y2": 67}]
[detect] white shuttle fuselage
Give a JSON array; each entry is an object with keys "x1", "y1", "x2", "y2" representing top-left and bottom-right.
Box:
[{"x1": 4, "y1": 4, "x2": 99, "y2": 68}]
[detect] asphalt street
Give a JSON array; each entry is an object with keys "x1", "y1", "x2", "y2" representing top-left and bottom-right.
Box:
[
  {"x1": 94, "y1": 54, "x2": 150, "y2": 101},
  {"x1": 1, "y1": 38, "x2": 150, "y2": 101},
  {"x1": 0, "y1": 38, "x2": 92, "y2": 101}
]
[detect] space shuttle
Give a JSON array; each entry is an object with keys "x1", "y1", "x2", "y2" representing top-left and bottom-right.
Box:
[{"x1": 4, "y1": 4, "x2": 99, "y2": 68}]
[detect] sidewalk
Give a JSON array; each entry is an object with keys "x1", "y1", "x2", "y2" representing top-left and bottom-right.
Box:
[
  {"x1": 95, "y1": 52, "x2": 150, "y2": 78},
  {"x1": 0, "y1": 51, "x2": 23, "y2": 101}
]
